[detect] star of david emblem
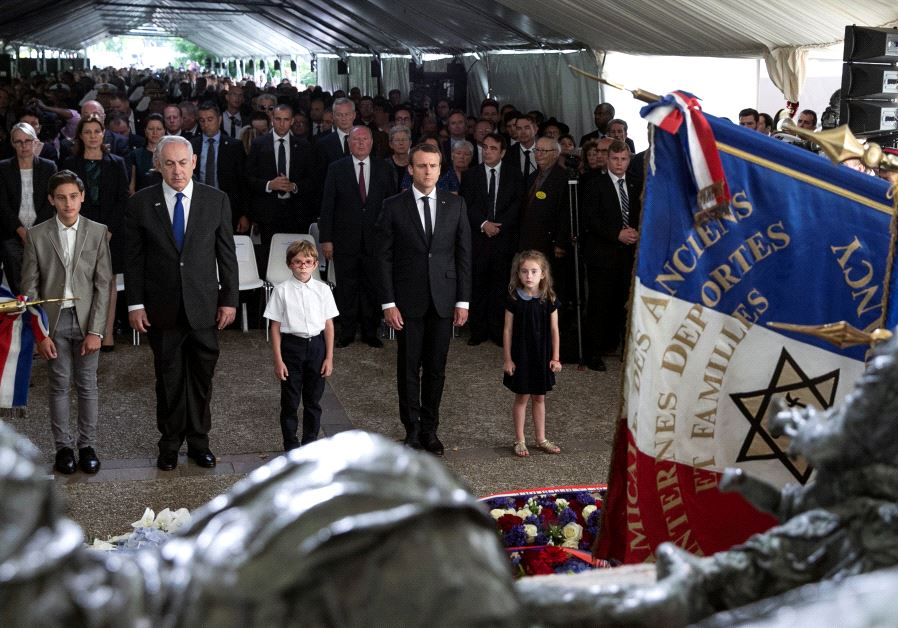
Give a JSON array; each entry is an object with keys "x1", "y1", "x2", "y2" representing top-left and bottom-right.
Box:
[{"x1": 730, "y1": 347, "x2": 839, "y2": 484}]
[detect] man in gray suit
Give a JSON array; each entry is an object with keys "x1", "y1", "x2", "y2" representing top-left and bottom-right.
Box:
[
  {"x1": 125, "y1": 136, "x2": 238, "y2": 472},
  {"x1": 21, "y1": 169, "x2": 112, "y2": 475}
]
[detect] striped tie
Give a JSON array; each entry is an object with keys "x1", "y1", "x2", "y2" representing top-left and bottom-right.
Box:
[{"x1": 618, "y1": 178, "x2": 629, "y2": 227}]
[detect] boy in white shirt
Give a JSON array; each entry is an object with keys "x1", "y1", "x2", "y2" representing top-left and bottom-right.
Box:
[{"x1": 264, "y1": 239, "x2": 338, "y2": 450}]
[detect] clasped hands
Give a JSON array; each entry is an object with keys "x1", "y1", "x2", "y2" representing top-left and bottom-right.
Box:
[{"x1": 128, "y1": 306, "x2": 237, "y2": 332}]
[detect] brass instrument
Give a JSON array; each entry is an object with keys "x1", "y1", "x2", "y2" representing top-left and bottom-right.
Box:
[{"x1": 0, "y1": 297, "x2": 78, "y2": 315}]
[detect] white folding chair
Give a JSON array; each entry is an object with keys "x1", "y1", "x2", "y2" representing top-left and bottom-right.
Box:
[
  {"x1": 233, "y1": 235, "x2": 264, "y2": 332},
  {"x1": 264, "y1": 233, "x2": 319, "y2": 340}
]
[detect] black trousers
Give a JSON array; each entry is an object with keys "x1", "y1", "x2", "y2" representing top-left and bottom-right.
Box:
[
  {"x1": 396, "y1": 303, "x2": 452, "y2": 437},
  {"x1": 469, "y1": 240, "x2": 512, "y2": 343},
  {"x1": 147, "y1": 311, "x2": 219, "y2": 455},
  {"x1": 586, "y1": 264, "x2": 631, "y2": 357},
  {"x1": 279, "y1": 332, "x2": 326, "y2": 448},
  {"x1": 333, "y1": 251, "x2": 380, "y2": 341}
]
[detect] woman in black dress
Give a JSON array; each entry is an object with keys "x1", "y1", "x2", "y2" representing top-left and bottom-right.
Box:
[
  {"x1": 502, "y1": 250, "x2": 563, "y2": 457},
  {"x1": 63, "y1": 114, "x2": 129, "y2": 351}
]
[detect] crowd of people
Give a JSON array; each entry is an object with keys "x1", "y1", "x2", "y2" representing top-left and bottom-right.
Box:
[{"x1": 0, "y1": 66, "x2": 652, "y2": 473}]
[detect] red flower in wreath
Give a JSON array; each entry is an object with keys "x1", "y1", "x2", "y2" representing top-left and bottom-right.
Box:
[
  {"x1": 542, "y1": 546, "x2": 569, "y2": 566},
  {"x1": 497, "y1": 514, "x2": 524, "y2": 532}
]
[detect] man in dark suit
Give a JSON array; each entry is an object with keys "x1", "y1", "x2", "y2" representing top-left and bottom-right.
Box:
[
  {"x1": 376, "y1": 143, "x2": 472, "y2": 456},
  {"x1": 503, "y1": 115, "x2": 538, "y2": 182},
  {"x1": 125, "y1": 135, "x2": 238, "y2": 472},
  {"x1": 460, "y1": 132, "x2": 521, "y2": 346},
  {"x1": 192, "y1": 102, "x2": 249, "y2": 234},
  {"x1": 319, "y1": 126, "x2": 396, "y2": 348},
  {"x1": 579, "y1": 140, "x2": 641, "y2": 371},
  {"x1": 314, "y1": 97, "x2": 356, "y2": 168},
  {"x1": 520, "y1": 136, "x2": 572, "y2": 305},
  {"x1": 579, "y1": 102, "x2": 615, "y2": 146},
  {"x1": 246, "y1": 103, "x2": 314, "y2": 275}
]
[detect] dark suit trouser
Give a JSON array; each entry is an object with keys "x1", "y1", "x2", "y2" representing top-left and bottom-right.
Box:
[
  {"x1": 147, "y1": 308, "x2": 219, "y2": 454},
  {"x1": 334, "y1": 251, "x2": 380, "y2": 341},
  {"x1": 279, "y1": 333, "x2": 326, "y2": 448},
  {"x1": 586, "y1": 263, "x2": 631, "y2": 357},
  {"x1": 470, "y1": 239, "x2": 511, "y2": 342},
  {"x1": 396, "y1": 303, "x2": 452, "y2": 436}
]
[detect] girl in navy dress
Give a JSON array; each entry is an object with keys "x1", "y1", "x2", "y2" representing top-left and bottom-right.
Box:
[{"x1": 502, "y1": 250, "x2": 562, "y2": 457}]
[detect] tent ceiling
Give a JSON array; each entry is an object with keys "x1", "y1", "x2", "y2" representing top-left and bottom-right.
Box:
[{"x1": 0, "y1": 0, "x2": 896, "y2": 59}]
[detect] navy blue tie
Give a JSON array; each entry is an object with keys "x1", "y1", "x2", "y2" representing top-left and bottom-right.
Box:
[{"x1": 172, "y1": 192, "x2": 185, "y2": 251}]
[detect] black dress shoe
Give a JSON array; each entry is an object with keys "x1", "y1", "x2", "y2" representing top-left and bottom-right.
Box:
[
  {"x1": 363, "y1": 336, "x2": 383, "y2": 348},
  {"x1": 335, "y1": 337, "x2": 354, "y2": 348},
  {"x1": 588, "y1": 357, "x2": 607, "y2": 372},
  {"x1": 467, "y1": 336, "x2": 485, "y2": 346},
  {"x1": 420, "y1": 433, "x2": 444, "y2": 456},
  {"x1": 403, "y1": 431, "x2": 423, "y2": 449},
  {"x1": 187, "y1": 449, "x2": 216, "y2": 468},
  {"x1": 157, "y1": 451, "x2": 178, "y2": 471},
  {"x1": 78, "y1": 446, "x2": 101, "y2": 474},
  {"x1": 54, "y1": 447, "x2": 77, "y2": 475}
]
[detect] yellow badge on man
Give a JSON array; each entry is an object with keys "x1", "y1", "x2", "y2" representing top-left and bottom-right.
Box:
[{"x1": 536, "y1": 191, "x2": 547, "y2": 200}]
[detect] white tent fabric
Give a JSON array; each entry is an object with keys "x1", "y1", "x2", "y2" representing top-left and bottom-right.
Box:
[{"x1": 764, "y1": 47, "x2": 809, "y2": 104}]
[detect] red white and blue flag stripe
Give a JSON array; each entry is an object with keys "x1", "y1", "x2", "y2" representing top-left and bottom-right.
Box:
[{"x1": 0, "y1": 287, "x2": 48, "y2": 408}]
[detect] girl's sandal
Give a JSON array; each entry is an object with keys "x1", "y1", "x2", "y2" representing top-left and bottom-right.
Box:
[
  {"x1": 513, "y1": 441, "x2": 529, "y2": 457},
  {"x1": 537, "y1": 439, "x2": 561, "y2": 454}
]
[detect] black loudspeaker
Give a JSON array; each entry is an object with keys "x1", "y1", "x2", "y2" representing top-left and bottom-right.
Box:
[
  {"x1": 337, "y1": 60, "x2": 348, "y2": 75},
  {"x1": 0, "y1": 54, "x2": 11, "y2": 80},
  {"x1": 371, "y1": 59, "x2": 381, "y2": 78},
  {"x1": 290, "y1": 59, "x2": 297, "y2": 72},
  {"x1": 408, "y1": 61, "x2": 423, "y2": 83},
  {"x1": 842, "y1": 25, "x2": 898, "y2": 136},
  {"x1": 274, "y1": 60, "x2": 281, "y2": 71}
]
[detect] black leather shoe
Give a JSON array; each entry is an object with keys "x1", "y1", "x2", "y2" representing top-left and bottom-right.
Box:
[
  {"x1": 54, "y1": 447, "x2": 77, "y2": 475},
  {"x1": 588, "y1": 357, "x2": 607, "y2": 372},
  {"x1": 403, "y1": 430, "x2": 423, "y2": 450},
  {"x1": 420, "y1": 433, "x2": 445, "y2": 456},
  {"x1": 157, "y1": 451, "x2": 178, "y2": 471},
  {"x1": 78, "y1": 446, "x2": 101, "y2": 474},
  {"x1": 187, "y1": 449, "x2": 216, "y2": 468},
  {"x1": 467, "y1": 336, "x2": 485, "y2": 346},
  {"x1": 363, "y1": 336, "x2": 384, "y2": 348},
  {"x1": 335, "y1": 337, "x2": 353, "y2": 348}
]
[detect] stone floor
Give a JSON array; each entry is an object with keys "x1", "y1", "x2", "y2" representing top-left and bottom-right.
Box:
[{"x1": 8, "y1": 322, "x2": 623, "y2": 541}]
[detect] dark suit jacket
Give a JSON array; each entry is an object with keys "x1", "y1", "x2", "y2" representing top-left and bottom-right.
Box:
[
  {"x1": 319, "y1": 155, "x2": 396, "y2": 257},
  {"x1": 375, "y1": 189, "x2": 472, "y2": 319},
  {"x1": 315, "y1": 130, "x2": 348, "y2": 169},
  {"x1": 191, "y1": 133, "x2": 247, "y2": 228},
  {"x1": 62, "y1": 153, "x2": 129, "y2": 269},
  {"x1": 124, "y1": 182, "x2": 238, "y2": 330},
  {"x1": 245, "y1": 132, "x2": 314, "y2": 226},
  {"x1": 519, "y1": 164, "x2": 570, "y2": 254},
  {"x1": 459, "y1": 162, "x2": 522, "y2": 255},
  {"x1": 503, "y1": 142, "x2": 538, "y2": 179},
  {"x1": 0, "y1": 156, "x2": 57, "y2": 240},
  {"x1": 579, "y1": 172, "x2": 642, "y2": 270}
]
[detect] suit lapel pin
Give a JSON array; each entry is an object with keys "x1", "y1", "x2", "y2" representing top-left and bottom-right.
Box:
[{"x1": 154, "y1": 202, "x2": 161, "y2": 207}]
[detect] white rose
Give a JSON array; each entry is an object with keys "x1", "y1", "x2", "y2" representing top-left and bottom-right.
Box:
[
  {"x1": 555, "y1": 498, "x2": 569, "y2": 510},
  {"x1": 132, "y1": 508, "x2": 155, "y2": 529},
  {"x1": 489, "y1": 509, "x2": 506, "y2": 520},
  {"x1": 562, "y1": 539, "x2": 579, "y2": 548},
  {"x1": 582, "y1": 505, "x2": 597, "y2": 520},
  {"x1": 523, "y1": 524, "x2": 538, "y2": 543},
  {"x1": 154, "y1": 508, "x2": 174, "y2": 530},
  {"x1": 562, "y1": 522, "x2": 583, "y2": 543},
  {"x1": 516, "y1": 508, "x2": 531, "y2": 519}
]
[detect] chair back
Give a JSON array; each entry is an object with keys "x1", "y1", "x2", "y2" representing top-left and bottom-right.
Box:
[
  {"x1": 267, "y1": 233, "x2": 321, "y2": 284},
  {"x1": 233, "y1": 235, "x2": 264, "y2": 290}
]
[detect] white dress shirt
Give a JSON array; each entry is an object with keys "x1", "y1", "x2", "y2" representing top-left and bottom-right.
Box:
[
  {"x1": 264, "y1": 275, "x2": 339, "y2": 337},
  {"x1": 608, "y1": 171, "x2": 628, "y2": 213},
  {"x1": 518, "y1": 141, "x2": 536, "y2": 175},
  {"x1": 56, "y1": 215, "x2": 79, "y2": 307}
]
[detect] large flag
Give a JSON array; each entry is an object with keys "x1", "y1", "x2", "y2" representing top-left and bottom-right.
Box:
[
  {"x1": 0, "y1": 288, "x2": 48, "y2": 410},
  {"x1": 596, "y1": 93, "x2": 896, "y2": 563}
]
